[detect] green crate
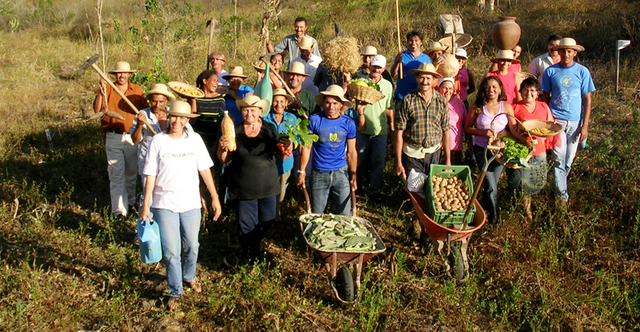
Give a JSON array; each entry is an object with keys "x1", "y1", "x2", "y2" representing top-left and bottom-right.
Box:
[{"x1": 425, "y1": 164, "x2": 476, "y2": 227}]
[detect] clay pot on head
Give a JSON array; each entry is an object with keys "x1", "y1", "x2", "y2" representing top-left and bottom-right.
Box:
[
  {"x1": 492, "y1": 17, "x2": 521, "y2": 50},
  {"x1": 437, "y1": 53, "x2": 460, "y2": 78}
]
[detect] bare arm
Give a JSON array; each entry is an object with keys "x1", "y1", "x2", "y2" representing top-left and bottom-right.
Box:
[
  {"x1": 297, "y1": 144, "x2": 312, "y2": 188},
  {"x1": 355, "y1": 103, "x2": 367, "y2": 132},
  {"x1": 394, "y1": 129, "x2": 406, "y2": 179},
  {"x1": 199, "y1": 168, "x2": 221, "y2": 221},
  {"x1": 346, "y1": 138, "x2": 358, "y2": 192},
  {"x1": 541, "y1": 91, "x2": 551, "y2": 104},
  {"x1": 140, "y1": 175, "x2": 156, "y2": 221},
  {"x1": 442, "y1": 130, "x2": 451, "y2": 166},
  {"x1": 515, "y1": 75, "x2": 523, "y2": 102},
  {"x1": 386, "y1": 108, "x2": 395, "y2": 132},
  {"x1": 390, "y1": 52, "x2": 402, "y2": 78},
  {"x1": 578, "y1": 92, "x2": 592, "y2": 143},
  {"x1": 217, "y1": 136, "x2": 232, "y2": 163}
]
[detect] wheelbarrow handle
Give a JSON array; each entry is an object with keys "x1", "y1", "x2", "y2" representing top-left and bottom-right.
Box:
[
  {"x1": 301, "y1": 185, "x2": 312, "y2": 214},
  {"x1": 462, "y1": 146, "x2": 500, "y2": 227}
]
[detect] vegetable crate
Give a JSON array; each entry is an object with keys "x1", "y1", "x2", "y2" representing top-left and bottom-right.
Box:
[{"x1": 425, "y1": 165, "x2": 476, "y2": 227}]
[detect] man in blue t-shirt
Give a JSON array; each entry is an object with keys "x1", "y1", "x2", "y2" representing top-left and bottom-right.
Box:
[
  {"x1": 390, "y1": 30, "x2": 431, "y2": 102},
  {"x1": 541, "y1": 37, "x2": 596, "y2": 202},
  {"x1": 297, "y1": 85, "x2": 364, "y2": 215}
]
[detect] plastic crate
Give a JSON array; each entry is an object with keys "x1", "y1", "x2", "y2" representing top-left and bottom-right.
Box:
[{"x1": 425, "y1": 164, "x2": 476, "y2": 227}]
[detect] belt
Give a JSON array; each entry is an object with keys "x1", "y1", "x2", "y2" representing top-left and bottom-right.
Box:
[{"x1": 105, "y1": 130, "x2": 126, "y2": 135}]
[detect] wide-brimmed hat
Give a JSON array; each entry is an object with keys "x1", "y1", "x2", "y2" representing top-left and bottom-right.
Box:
[
  {"x1": 166, "y1": 100, "x2": 199, "y2": 118},
  {"x1": 298, "y1": 36, "x2": 315, "y2": 51},
  {"x1": 425, "y1": 42, "x2": 447, "y2": 54},
  {"x1": 455, "y1": 48, "x2": 468, "y2": 59},
  {"x1": 109, "y1": 61, "x2": 136, "y2": 74},
  {"x1": 145, "y1": 83, "x2": 176, "y2": 101},
  {"x1": 438, "y1": 34, "x2": 474, "y2": 49},
  {"x1": 272, "y1": 88, "x2": 295, "y2": 104},
  {"x1": 222, "y1": 66, "x2": 248, "y2": 80},
  {"x1": 236, "y1": 95, "x2": 267, "y2": 111},
  {"x1": 362, "y1": 46, "x2": 377, "y2": 56},
  {"x1": 491, "y1": 50, "x2": 520, "y2": 64},
  {"x1": 314, "y1": 85, "x2": 352, "y2": 110},
  {"x1": 555, "y1": 37, "x2": 585, "y2": 52},
  {"x1": 410, "y1": 62, "x2": 442, "y2": 78},
  {"x1": 282, "y1": 62, "x2": 310, "y2": 76}
]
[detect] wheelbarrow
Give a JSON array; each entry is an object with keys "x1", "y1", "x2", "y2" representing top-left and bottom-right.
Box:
[{"x1": 299, "y1": 187, "x2": 386, "y2": 303}]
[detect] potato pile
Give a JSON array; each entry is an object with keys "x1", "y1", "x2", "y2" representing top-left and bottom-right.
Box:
[{"x1": 432, "y1": 175, "x2": 470, "y2": 211}]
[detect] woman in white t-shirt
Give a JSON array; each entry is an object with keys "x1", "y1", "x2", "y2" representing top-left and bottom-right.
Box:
[{"x1": 140, "y1": 100, "x2": 221, "y2": 311}]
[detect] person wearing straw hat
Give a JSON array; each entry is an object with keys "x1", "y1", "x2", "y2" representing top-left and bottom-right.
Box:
[
  {"x1": 223, "y1": 66, "x2": 254, "y2": 123},
  {"x1": 283, "y1": 61, "x2": 317, "y2": 117},
  {"x1": 528, "y1": 34, "x2": 562, "y2": 82},
  {"x1": 391, "y1": 31, "x2": 432, "y2": 103},
  {"x1": 140, "y1": 100, "x2": 221, "y2": 310},
  {"x1": 298, "y1": 85, "x2": 363, "y2": 216},
  {"x1": 290, "y1": 35, "x2": 322, "y2": 95},
  {"x1": 129, "y1": 83, "x2": 180, "y2": 211},
  {"x1": 218, "y1": 95, "x2": 290, "y2": 261},
  {"x1": 355, "y1": 46, "x2": 395, "y2": 89},
  {"x1": 486, "y1": 49, "x2": 523, "y2": 104},
  {"x1": 489, "y1": 44, "x2": 523, "y2": 73},
  {"x1": 267, "y1": 17, "x2": 322, "y2": 68},
  {"x1": 425, "y1": 41, "x2": 448, "y2": 68},
  {"x1": 356, "y1": 55, "x2": 394, "y2": 202},
  {"x1": 541, "y1": 37, "x2": 595, "y2": 203},
  {"x1": 93, "y1": 61, "x2": 148, "y2": 220},
  {"x1": 209, "y1": 51, "x2": 229, "y2": 87},
  {"x1": 263, "y1": 89, "x2": 297, "y2": 219}
]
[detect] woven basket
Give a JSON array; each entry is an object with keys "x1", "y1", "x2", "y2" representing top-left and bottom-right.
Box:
[
  {"x1": 520, "y1": 119, "x2": 563, "y2": 137},
  {"x1": 347, "y1": 84, "x2": 385, "y2": 105}
]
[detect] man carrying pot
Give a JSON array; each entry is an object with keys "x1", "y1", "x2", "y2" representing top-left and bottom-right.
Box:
[
  {"x1": 267, "y1": 17, "x2": 321, "y2": 68},
  {"x1": 541, "y1": 37, "x2": 595, "y2": 203},
  {"x1": 390, "y1": 31, "x2": 431, "y2": 103},
  {"x1": 93, "y1": 61, "x2": 148, "y2": 220}
]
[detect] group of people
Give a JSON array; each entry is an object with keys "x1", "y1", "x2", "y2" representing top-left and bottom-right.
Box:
[{"x1": 92, "y1": 16, "x2": 595, "y2": 309}]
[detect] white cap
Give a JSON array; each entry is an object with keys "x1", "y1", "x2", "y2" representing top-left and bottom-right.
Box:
[
  {"x1": 438, "y1": 77, "x2": 455, "y2": 87},
  {"x1": 370, "y1": 55, "x2": 387, "y2": 68},
  {"x1": 455, "y1": 48, "x2": 468, "y2": 59}
]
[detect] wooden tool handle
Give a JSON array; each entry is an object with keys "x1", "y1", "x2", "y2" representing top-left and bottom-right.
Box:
[
  {"x1": 91, "y1": 63, "x2": 157, "y2": 135},
  {"x1": 270, "y1": 70, "x2": 308, "y2": 120},
  {"x1": 395, "y1": 0, "x2": 403, "y2": 80}
]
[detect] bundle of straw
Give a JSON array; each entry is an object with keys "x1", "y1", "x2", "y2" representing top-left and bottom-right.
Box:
[{"x1": 320, "y1": 37, "x2": 361, "y2": 74}]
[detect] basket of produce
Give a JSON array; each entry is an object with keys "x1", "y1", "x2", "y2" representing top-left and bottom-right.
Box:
[
  {"x1": 425, "y1": 165, "x2": 475, "y2": 227},
  {"x1": 488, "y1": 131, "x2": 534, "y2": 169},
  {"x1": 347, "y1": 78, "x2": 385, "y2": 105},
  {"x1": 520, "y1": 119, "x2": 563, "y2": 137},
  {"x1": 167, "y1": 81, "x2": 204, "y2": 99}
]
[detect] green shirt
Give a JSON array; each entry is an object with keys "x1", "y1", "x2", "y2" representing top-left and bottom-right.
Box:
[
  {"x1": 287, "y1": 88, "x2": 318, "y2": 118},
  {"x1": 362, "y1": 78, "x2": 393, "y2": 136}
]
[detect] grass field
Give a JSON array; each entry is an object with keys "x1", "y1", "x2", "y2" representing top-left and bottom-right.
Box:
[{"x1": 1, "y1": 0, "x2": 640, "y2": 330}]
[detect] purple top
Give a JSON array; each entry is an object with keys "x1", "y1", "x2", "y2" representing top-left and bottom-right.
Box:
[
  {"x1": 457, "y1": 67, "x2": 470, "y2": 101},
  {"x1": 475, "y1": 102, "x2": 507, "y2": 148}
]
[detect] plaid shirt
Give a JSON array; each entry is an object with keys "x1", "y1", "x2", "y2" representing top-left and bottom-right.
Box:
[{"x1": 395, "y1": 89, "x2": 449, "y2": 148}]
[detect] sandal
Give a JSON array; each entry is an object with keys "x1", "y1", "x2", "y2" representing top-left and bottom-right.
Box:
[
  {"x1": 187, "y1": 278, "x2": 202, "y2": 294},
  {"x1": 167, "y1": 296, "x2": 180, "y2": 310}
]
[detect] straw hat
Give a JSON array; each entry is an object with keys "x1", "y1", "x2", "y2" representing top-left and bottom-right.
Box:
[
  {"x1": 298, "y1": 36, "x2": 315, "y2": 51},
  {"x1": 410, "y1": 63, "x2": 442, "y2": 78},
  {"x1": 282, "y1": 62, "x2": 310, "y2": 77},
  {"x1": 314, "y1": 85, "x2": 352, "y2": 110},
  {"x1": 362, "y1": 46, "x2": 377, "y2": 56},
  {"x1": 425, "y1": 42, "x2": 447, "y2": 54},
  {"x1": 455, "y1": 48, "x2": 468, "y2": 59},
  {"x1": 166, "y1": 100, "x2": 199, "y2": 118},
  {"x1": 252, "y1": 60, "x2": 268, "y2": 72},
  {"x1": 236, "y1": 95, "x2": 267, "y2": 111},
  {"x1": 438, "y1": 34, "x2": 474, "y2": 49},
  {"x1": 145, "y1": 83, "x2": 176, "y2": 101},
  {"x1": 491, "y1": 50, "x2": 520, "y2": 64},
  {"x1": 109, "y1": 61, "x2": 136, "y2": 74},
  {"x1": 272, "y1": 89, "x2": 295, "y2": 104},
  {"x1": 222, "y1": 66, "x2": 248, "y2": 80},
  {"x1": 555, "y1": 37, "x2": 585, "y2": 52}
]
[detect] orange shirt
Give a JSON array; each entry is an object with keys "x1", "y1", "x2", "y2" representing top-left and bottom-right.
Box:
[{"x1": 99, "y1": 83, "x2": 148, "y2": 133}]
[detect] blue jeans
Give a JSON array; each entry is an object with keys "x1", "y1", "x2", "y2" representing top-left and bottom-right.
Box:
[
  {"x1": 236, "y1": 196, "x2": 277, "y2": 235},
  {"x1": 356, "y1": 133, "x2": 387, "y2": 196},
  {"x1": 474, "y1": 145, "x2": 504, "y2": 224},
  {"x1": 310, "y1": 166, "x2": 352, "y2": 215},
  {"x1": 153, "y1": 208, "x2": 201, "y2": 297},
  {"x1": 551, "y1": 120, "x2": 580, "y2": 201}
]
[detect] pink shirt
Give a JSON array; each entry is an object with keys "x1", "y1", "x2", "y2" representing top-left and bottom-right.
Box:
[
  {"x1": 488, "y1": 71, "x2": 518, "y2": 104},
  {"x1": 448, "y1": 97, "x2": 467, "y2": 151},
  {"x1": 508, "y1": 63, "x2": 521, "y2": 73}
]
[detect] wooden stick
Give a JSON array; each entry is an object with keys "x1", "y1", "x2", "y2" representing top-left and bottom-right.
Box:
[
  {"x1": 395, "y1": 0, "x2": 403, "y2": 79},
  {"x1": 90, "y1": 63, "x2": 157, "y2": 135},
  {"x1": 269, "y1": 69, "x2": 308, "y2": 119},
  {"x1": 206, "y1": 17, "x2": 215, "y2": 70}
]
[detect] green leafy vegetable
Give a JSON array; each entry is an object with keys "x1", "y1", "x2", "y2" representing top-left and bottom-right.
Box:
[
  {"x1": 279, "y1": 117, "x2": 319, "y2": 148},
  {"x1": 501, "y1": 137, "x2": 530, "y2": 167}
]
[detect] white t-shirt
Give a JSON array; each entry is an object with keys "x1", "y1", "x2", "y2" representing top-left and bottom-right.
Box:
[
  {"x1": 143, "y1": 131, "x2": 214, "y2": 213},
  {"x1": 291, "y1": 54, "x2": 322, "y2": 95}
]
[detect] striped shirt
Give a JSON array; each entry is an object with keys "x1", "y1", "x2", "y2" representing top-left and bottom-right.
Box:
[
  {"x1": 396, "y1": 89, "x2": 449, "y2": 148},
  {"x1": 193, "y1": 97, "x2": 225, "y2": 145}
]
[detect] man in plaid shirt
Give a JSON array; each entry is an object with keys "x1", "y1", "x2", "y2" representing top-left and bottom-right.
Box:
[{"x1": 394, "y1": 62, "x2": 451, "y2": 180}]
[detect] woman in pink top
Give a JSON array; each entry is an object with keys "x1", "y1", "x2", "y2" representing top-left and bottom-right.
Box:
[
  {"x1": 438, "y1": 77, "x2": 468, "y2": 165},
  {"x1": 455, "y1": 48, "x2": 476, "y2": 111},
  {"x1": 486, "y1": 50, "x2": 522, "y2": 104},
  {"x1": 464, "y1": 76, "x2": 520, "y2": 227}
]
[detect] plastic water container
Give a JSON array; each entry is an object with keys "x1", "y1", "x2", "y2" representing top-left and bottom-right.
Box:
[{"x1": 137, "y1": 218, "x2": 163, "y2": 264}]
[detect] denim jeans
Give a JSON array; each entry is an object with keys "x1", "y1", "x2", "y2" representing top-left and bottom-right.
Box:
[
  {"x1": 551, "y1": 120, "x2": 580, "y2": 201},
  {"x1": 474, "y1": 145, "x2": 504, "y2": 224},
  {"x1": 236, "y1": 196, "x2": 277, "y2": 235},
  {"x1": 356, "y1": 133, "x2": 387, "y2": 196},
  {"x1": 310, "y1": 166, "x2": 352, "y2": 215},
  {"x1": 153, "y1": 208, "x2": 201, "y2": 297}
]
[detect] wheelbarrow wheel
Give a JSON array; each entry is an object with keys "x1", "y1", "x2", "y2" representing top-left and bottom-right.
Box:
[
  {"x1": 335, "y1": 267, "x2": 355, "y2": 302},
  {"x1": 449, "y1": 244, "x2": 466, "y2": 281}
]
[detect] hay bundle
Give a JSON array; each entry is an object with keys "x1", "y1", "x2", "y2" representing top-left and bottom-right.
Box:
[{"x1": 321, "y1": 37, "x2": 361, "y2": 74}]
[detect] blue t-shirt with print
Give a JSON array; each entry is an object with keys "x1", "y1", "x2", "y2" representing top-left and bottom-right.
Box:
[
  {"x1": 263, "y1": 111, "x2": 297, "y2": 175},
  {"x1": 541, "y1": 62, "x2": 596, "y2": 121},
  {"x1": 308, "y1": 112, "x2": 356, "y2": 171},
  {"x1": 225, "y1": 85, "x2": 255, "y2": 123},
  {"x1": 393, "y1": 50, "x2": 431, "y2": 100}
]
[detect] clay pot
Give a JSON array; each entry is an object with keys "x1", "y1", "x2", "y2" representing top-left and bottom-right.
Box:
[
  {"x1": 491, "y1": 17, "x2": 521, "y2": 50},
  {"x1": 437, "y1": 53, "x2": 460, "y2": 78}
]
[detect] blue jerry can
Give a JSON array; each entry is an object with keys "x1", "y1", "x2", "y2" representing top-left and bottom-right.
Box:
[{"x1": 137, "y1": 218, "x2": 163, "y2": 264}]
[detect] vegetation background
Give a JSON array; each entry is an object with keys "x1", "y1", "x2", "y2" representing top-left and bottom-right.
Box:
[{"x1": 1, "y1": 0, "x2": 639, "y2": 330}]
